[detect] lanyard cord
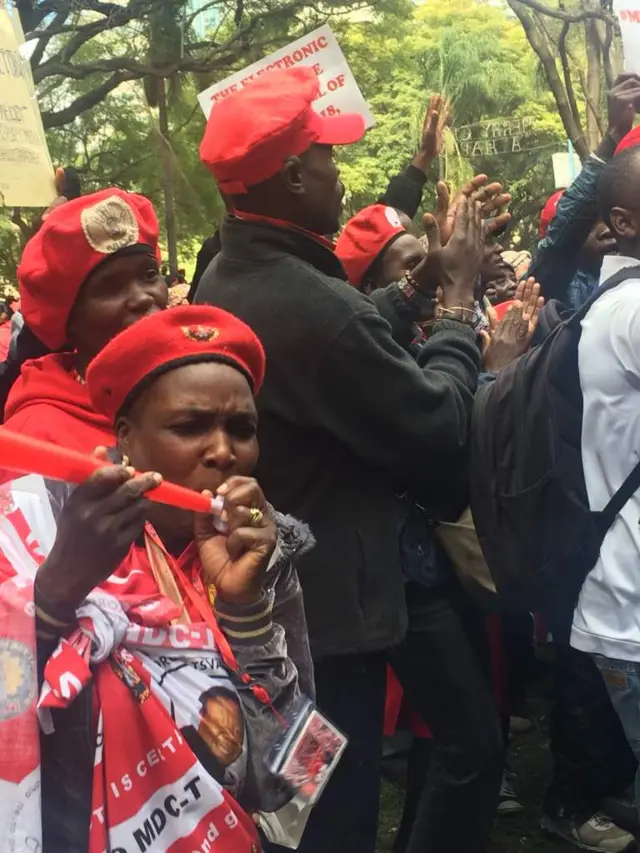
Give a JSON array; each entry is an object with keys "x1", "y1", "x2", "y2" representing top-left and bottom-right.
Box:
[{"x1": 146, "y1": 532, "x2": 276, "y2": 711}]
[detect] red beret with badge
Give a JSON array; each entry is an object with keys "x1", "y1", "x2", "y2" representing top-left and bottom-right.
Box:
[
  {"x1": 200, "y1": 66, "x2": 366, "y2": 194},
  {"x1": 335, "y1": 204, "x2": 406, "y2": 288},
  {"x1": 18, "y1": 188, "x2": 160, "y2": 350},
  {"x1": 86, "y1": 305, "x2": 266, "y2": 422}
]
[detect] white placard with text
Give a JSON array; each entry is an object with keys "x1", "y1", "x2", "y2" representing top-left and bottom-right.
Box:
[
  {"x1": 197, "y1": 24, "x2": 373, "y2": 128},
  {"x1": 614, "y1": 0, "x2": 640, "y2": 74}
]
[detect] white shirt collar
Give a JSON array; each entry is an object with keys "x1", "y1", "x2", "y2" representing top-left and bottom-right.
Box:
[{"x1": 599, "y1": 254, "x2": 640, "y2": 285}]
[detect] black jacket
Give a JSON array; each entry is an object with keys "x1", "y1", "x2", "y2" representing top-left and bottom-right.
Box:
[
  {"x1": 195, "y1": 217, "x2": 481, "y2": 660},
  {"x1": 188, "y1": 163, "x2": 427, "y2": 302}
]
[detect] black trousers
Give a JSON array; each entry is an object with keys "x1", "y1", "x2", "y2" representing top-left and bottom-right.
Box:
[
  {"x1": 388, "y1": 582, "x2": 503, "y2": 853},
  {"x1": 264, "y1": 584, "x2": 502, "y2": 853},
  {"x1": 264, "y1": 651, "x2": 388, "y2": 853}
]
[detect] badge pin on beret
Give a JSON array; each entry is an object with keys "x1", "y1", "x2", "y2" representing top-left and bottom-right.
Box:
[
  {"x1": 181, "y1": 325, "x2": 220, "y2": 342},
  {"x1": 385, "y1": 207, "x2": 402, "y2": 228},
  {"x1": 81, "y1": 196, "x2": 139, "y2": 254}
]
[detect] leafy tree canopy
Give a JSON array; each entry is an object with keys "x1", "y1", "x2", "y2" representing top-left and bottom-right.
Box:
[{"x1": 0, "y1": 0, "x2": 609, "y2": 294}]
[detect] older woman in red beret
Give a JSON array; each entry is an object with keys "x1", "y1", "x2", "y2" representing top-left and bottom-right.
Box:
[
  {"x1": 3, "y1": 305, "x2": 315, "y2": 853},
  {"x1": 2, "y1": 188, "x2": 168, "y2": 452}
]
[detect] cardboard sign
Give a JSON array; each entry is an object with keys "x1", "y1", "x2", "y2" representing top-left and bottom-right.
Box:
[
  {"x1": 0, "y1": 9, "x2": 55, "y2": 208},
  {"x1": 197, "y1": 24, "x2": 373, "y2": 128},
  {"x1": 614, "y1": 0, "x2": 640, "y2": 74}
]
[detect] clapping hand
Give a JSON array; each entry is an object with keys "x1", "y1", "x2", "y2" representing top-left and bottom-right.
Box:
[
  {"x1": 415, "y1": 195, "x2": 483, "y2": 311},
  {"x1": 482, "y1": 278, "x2": 544, "y2": 373},
  {"x1": 413, "y1": 94, "x2": 451, "y2": 173},
  {"x1": 433, "y1": 175, "x2": 511, "y2": 247},
  {"x1": 606, "y1": 73, "x2": 640, "y2": 145}
]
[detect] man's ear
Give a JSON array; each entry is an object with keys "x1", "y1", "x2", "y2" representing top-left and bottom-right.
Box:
[
  {"x1": 609, "y1": 206, "x2": 640, "y2": 241},
  {"x1": 115, "y1": 416, "x2": 131, "y2": 458},
  {"x1": 280, "y1": 156, "x2": 305, "y2": 197}
]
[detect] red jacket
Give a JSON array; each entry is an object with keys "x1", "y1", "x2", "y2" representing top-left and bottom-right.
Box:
[{"x1": 3, "y1": 353, "x2": 113, "y2": 459}]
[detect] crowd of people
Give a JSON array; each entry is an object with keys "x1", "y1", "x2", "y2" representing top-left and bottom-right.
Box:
[{"x1": 1, "y1": 63, "x2": 640, "y2": 853}]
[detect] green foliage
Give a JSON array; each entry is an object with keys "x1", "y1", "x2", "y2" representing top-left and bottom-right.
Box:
[
  {"x1": 0, "y1": 218, "x2": 22, "y2": 298},
  {"x1": 337, "y1": 0, "x2": 566, "y2": 249},
  {"x1": 0, "y1": 0, "x2": 578, "y2": 291}
]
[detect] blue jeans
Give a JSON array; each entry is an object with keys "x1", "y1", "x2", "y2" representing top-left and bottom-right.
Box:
[{"x1": 594, "y1": 655, "x2": 640, "y2": 811}]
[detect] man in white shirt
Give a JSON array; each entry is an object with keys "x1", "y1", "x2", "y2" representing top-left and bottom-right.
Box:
[{"x1": 572, "y1": 145, "x2": 640, "y2": 816}]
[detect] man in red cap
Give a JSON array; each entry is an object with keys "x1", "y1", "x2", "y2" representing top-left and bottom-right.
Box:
[
  {"x1": 196, "y1": 67, "x2": 502, "y2": 853},
  {"x1": 189, "y1": 90, "x2": 448, "y2": 300},
  {"x1": 335, "y1": 204, "x2": 425, "y2": 292}
]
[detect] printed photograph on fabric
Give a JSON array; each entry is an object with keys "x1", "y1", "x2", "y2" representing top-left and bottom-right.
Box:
[{"x1": 137, "y1": 646, "x2": 249, "y2": 798}]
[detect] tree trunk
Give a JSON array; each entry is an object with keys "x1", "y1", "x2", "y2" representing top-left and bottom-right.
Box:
[
  {"x1": 507, "y1": 0, "x2": 589, "y2": 160},
  {"x1": 156, "y1": 77, "x2": 178, "y2": 276},
  {"x1": 584, "y1": 19, "x2": 604, "y2": 149}
]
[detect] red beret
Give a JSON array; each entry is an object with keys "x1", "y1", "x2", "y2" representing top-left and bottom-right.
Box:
[
  {"x1": 539, "y1": 189, "x2": 565, "y2": 240},
  {"x1": 86, "y1": 305, "x2": 266, "y2": 422},
  {"x1": 615, "y1": 125, "x2": 640, "y2": 156},
  {"x1": 335, "y1": 205, "x2": 406, "y2": 288},
  {"x1": 19, "y1": 188, "x2": 160, "y2": 350},
  {"x1": 200, "y1": 67, "x2": 366, "y2": 194}
]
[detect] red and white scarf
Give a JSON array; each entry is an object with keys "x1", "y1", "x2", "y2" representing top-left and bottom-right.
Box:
[{"x1": 0, "y1": 475, "x2": 261, "y2": 853}]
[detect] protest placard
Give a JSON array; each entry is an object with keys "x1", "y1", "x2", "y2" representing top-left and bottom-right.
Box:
[
  {"x1": 197, "y1": 24, "x2": 373, "y2": 128},
  {"x1": 613, "y1": 0, "x2": 640, "y2": 74},
  {"x1": 0, "y1": 8, "x2": 55, "y2": 207}
]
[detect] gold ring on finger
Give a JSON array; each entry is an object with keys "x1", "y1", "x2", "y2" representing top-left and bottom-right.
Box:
[{"x1": 249, "y1": 507, "x2": 264, "y2": 526}]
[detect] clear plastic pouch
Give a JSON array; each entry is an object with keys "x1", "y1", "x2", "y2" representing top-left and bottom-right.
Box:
[{"x1": 259, "y1": 696, "x2": 348, "y2": 848}]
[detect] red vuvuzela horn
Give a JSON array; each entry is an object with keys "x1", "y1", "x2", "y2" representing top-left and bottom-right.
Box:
[{"x1": 0, "y1": 428, "x2": 223, "y2": 515}]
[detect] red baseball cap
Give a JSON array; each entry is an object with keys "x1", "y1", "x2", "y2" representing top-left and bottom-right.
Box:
[
  {"x1": 335, "y1": 204, "x2": 406, "y2": 288},
  {"x1": 539, "y1": 189, "x2": 565, "y2": 240},
  {"x1": 87, "y1": 305, "x2": 266, "y2": 422},
  {"x1": 19, "y1": 188, "x2": 160, "y2": 350},
  {"x1": 615, "y1": 125, "x2": 640, "y2": 156},
  {"x1": 200, "y1": 67, "x2": 366, "y2": 194}
]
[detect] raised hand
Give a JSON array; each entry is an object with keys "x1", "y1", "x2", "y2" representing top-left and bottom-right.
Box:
[
  {"x1": 413, "y1": 94, "x2": 451, "y2": 172},
  {"x1": 432, "y1": 175, "x2": 511, "y2": 247},
  {"x1": 194, "y1": 476, "x2": 277, "y2": 606},
  {"x1": 413, "y1": 195, "x2": 483, "y2": 311},
  {"x1": 482, "y1": 278, "x2": 544, "y2": 373},
  {"x1": 607, "y1": 73, "x2": 640, "y2": 144},
  {"x1": 473, "y1": 181, "x2": 511, "y2": 239}
]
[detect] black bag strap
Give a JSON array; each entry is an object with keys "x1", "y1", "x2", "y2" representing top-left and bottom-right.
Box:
[
  {"x1": 568, "y1": 264, "x2": 640, "y2": 329},
  {"x1": 599, "y1": 458, "x2": 640, "y2": 531}
]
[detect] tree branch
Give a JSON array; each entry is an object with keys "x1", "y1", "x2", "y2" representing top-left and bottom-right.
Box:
[
  {"x1": 507, "y1": 0, "x2": 590, "y2": 159},
  {"x1": 509, "y1": 0, "x2": 614, "y2": 24},
  {"x1": 31, "y1": 0, "x2": 151, "y2": 78},
  {"x1": 41, "y1": 70, "x2": 140, "y2": 128},
  {"x1": 30, "y1": 0, "x2": 358, "y2": 128},
  {"x1": 28, "y1": 10, "x2": 69, "y2": 70},
  {"x1": 558, "y1": 22, "x2": 582, "y2": 134},
  {"x1": 600, "y1": 19, "x2": 616, "y2": 88}
]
